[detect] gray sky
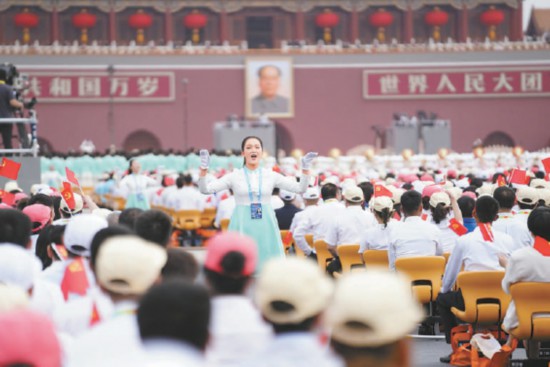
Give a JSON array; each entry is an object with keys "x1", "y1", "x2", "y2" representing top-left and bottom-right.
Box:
[{"x1": 523, "y1": 0, "x2": 550, "y2": 30}]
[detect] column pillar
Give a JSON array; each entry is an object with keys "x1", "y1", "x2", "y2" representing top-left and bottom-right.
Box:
[
  {"x1": 164, "y1": 8, "x2": 173, "y2": 43},
  {"x1": 404, "y1": 6, "x2": 413, "y2": 43},
  {"x1": 350, "y1": 8, "x2": 359, "y2": 42},
  {"x1": 295, "y1": 10, "x2": 305, "y2": 40},
  {"x1": 109, "y1": 7, "x2": 117, "y2": 43},
  {"x1": 51, "y1": 6, "x2": 59, "y2": 43},
  {"x1": 219, "y1": 9, "x2": 228, "y2": 42},
  {"x1": 460, "y1": 5, "x2": 469, "y2": 42}
]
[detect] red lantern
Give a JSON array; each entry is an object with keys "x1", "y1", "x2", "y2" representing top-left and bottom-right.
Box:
[
  {"x1": 128, "y1": 9, "x2": 153, "y2": 44},
  {"x1": 14, "y1": 8, "x2": 39, "y2": 44},
  {"x1": 183, "y1": 10, "x2": 208, "y2": 44},
  {"x1": 480, "y1": 6, "x2": 504, "y2": 41},
  {"x1": 424, "y1": 7, "x2": 449, "y2": 42},
  {"x1": 72, "y1": 9, "x2": 97, "y2": 45},
  {"x1": 315, "y1": 9, "x2": 340, "y2": 44},
  {"x1": 369, "y1": 8, "x2": 394, "y2": 43}
]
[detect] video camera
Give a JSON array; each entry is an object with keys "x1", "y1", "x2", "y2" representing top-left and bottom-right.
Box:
[{"x1": 0, "y1": 62, "x2": 37, "y2": 109}]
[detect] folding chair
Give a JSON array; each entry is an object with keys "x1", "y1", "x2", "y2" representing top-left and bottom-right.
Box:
[
  {"x1": 362, "y1": 250, "x2": 389, "y2": 269},
  {"x1": 313, "y1": 239, "x2": 333, "y2": 271}
]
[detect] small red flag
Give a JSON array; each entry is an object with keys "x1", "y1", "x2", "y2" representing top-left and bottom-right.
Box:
[
  {"x1": 60, "y1": 258, "x2": 90, "y2": 300},
  {"x1": 0, "y1": 190, "x2": 15, "y2": 206},
  {"x1": 533, "y1": 236, "x2": 550, "y2": 257},
  {"x1": 89, "y1": 301, "x2": 101, "y2": 326},
  {"x1": 542, "y1": 157, "x2": 550, "y2": 175},
  {"x1": 448, "y1": 218, "x2": 468, "y2": 236},
  {"x1": 283, "y1": 231, "x2": 293, "y2": 246},
  {"x1": 478, "y1": 223, "x2": 494, "y2": 242},
  {"x1": 0, "y1": 158, "x2": 21, "y2": 180},
  {"x1": 496, "y1": 176, "x2": 507, "y2": 187},
  {"x1": 61, "y1": 182, "x2": 76, "y2": 210},
  {"x1": 52, "y1": 244, "x2": 69, "y2": 261},
  {"x1": 65, "y1": 167, "x2": 80, "y2": 187},
  {"x1": 508, "y1": 169, "x2": 527, "y2": 185},
  {"x1": 421, "y1": 213, "x2": 428, "y2": 221},
  {"x1": 374, "y1": 184, "x2": 393, "y2": 198}
]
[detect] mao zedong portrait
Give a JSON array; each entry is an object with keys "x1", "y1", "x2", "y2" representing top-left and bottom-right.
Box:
[{"x1": 251, "y1": 65, "x2": 289, "y2": 114}]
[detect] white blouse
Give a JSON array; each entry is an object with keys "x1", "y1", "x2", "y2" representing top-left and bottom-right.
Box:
[{"x1": 119, "y1": 174, "x2": 157, "y2": 196}]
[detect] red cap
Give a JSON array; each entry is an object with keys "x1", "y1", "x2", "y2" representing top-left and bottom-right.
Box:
[
  {"x1": 447, "y1": 169, "x2": 457, "y2": 179},
  {"x1": 461, "y1": 191, "x2": 477, "y2": 200},
  {"x1": 14, "y1": 192, "x2": 28, "y2": 203},
  {"x1": 420, "y1": 174, "x2": 433, "y2": 182},
  {"x1": 204, "y1": 232, "x2": 258, "y2": 276},
  {"x1": 421, "y1": 184, "x2": 443, "y2": 198},
  {"x1": 22, "y1": 204, "x2": 51, "y2": 233},
  {"x1": 0, "y1": 310, "x2": 62, "y2": 367}
]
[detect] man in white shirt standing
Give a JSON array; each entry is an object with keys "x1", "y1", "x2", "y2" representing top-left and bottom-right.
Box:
[
  {"x1": 493, "y1": 186, "x2": 532, "y2": 251},
  {"x1": 388, "y1": 190, "x2": 443, "y2": 271},
  {"x1": 436, "y1": 196, "x2": 513, "y2": 362}
]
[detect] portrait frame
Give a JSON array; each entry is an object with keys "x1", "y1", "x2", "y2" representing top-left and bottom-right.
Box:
[{"x1": 245, "y1": 57, "x2": 294, "y2": 119}]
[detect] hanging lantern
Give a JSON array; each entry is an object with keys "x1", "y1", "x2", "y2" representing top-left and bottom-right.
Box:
[
  {"x1": 438, "y1": 148, "x2": 449, "y2": 160},
  {"x1": 480, "y1": 6, "x2": 504, "y2": 41},
  {"x1": 128, "y1": 9, "x2": 153, "y2": 45},
  {"x1": 401, "y1": 149, "x2": 414, "y2": 161},
  {"x1": 473, "y1": 146, "x2": 484, "y2": 159},
  {"x1": 291, "y1": 149, "x2": 304, "y2": 160},
  {"x1": 72, "y1": 9, "x2": 97, "y2": 45},
  {"x1": 183, "y1": 10, "x2": 207, "y2": 44},
  {"x1": 364, "y1": 147, "x2": 375, "y2": 161},
  {"x1": 315, "y1": 9, "x2": 340, "y2": 44},
  {"x1": 369, "y1": 8, "x2": 394, "y2": 43},
  {"x1": 512, "y1": 146, "x2": 524, "y2": 158},
  {"x1": 329, "y1": 148, "x2": 341, "y2": 159},
  {"x1": 424, "y1": 7, "x2": 449, "y2": 42},
  {"x1": 14, "y1": 8, "x2": 39, "y2": 44}
]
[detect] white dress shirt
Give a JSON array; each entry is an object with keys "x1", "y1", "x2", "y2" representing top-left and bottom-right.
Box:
[
  {"x1": 388, "y1": 216, "x2": 443, "y2": 270},
  {"x1": 310, "y1": 199, "x2": 347, "y2": 242},
  {"x1": 143, "y1": 339, "x2": 204, "y2": 367},
  {"x1": 358, "y1": 221, "x2": 396, "y2": 253},
  {"x1": 432, "y1": 218, "x2": 460, "y2": 253},
  {"x1": 214, "y1": 196, "x2": 236, "y2": 228},
  {"x1": 501, "y1": 246, "x2": 550, "y2": 331},
  {"x1": 290, "y1": 205, "x2": 320, "y2": 255},
  {"x1": 493, "y1": 212, "x2": 533, "y2": 252},
  {"x1": 207, "y1": 295, "x2": 273, "y2": 367},
  {"x1": 324, "y1": 205, "x2": 377, "y2": 248},
  {"x1": 169, "y1": 186, "x2": 206, "y2": 211},
  {"x1": 441, "y1": 227, "x2": 513, "y2": 293}
]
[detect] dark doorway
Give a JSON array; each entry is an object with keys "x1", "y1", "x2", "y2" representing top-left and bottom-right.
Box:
[{"x1": 246, "y1": 17, "x2": 273, "y2": 48}]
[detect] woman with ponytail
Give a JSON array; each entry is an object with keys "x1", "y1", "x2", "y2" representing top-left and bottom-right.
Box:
[
  {"x1": 429, "y1": 191, "x2": 463, "y2": 253},
  {"x1": 359, "y1": 196, "x2": 396, "y2": 261}
]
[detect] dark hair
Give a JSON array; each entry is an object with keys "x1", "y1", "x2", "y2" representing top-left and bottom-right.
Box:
[
  {"x1": 270, "y1": 311, "x2": 317, "y2": 334},
  {"x1": 493, "y1": 186, "x2": 515, "y2": 210},
  {"x1": 118, "y1": 208, "x2": 144, "y2": 229},
  {"x1": 257, "y1": 65, "x2": 281, "y2": 78},
  {"x1": 134, "y1": 210, "x2": 172, "y2": 248},
  {"x1": 161, "y1": 248, "x2": 199, "y2": 282},
  {"x1": 176, "y1": 174, "x2": 192, "y2": 189},
  {"x1": 528, "y1": 206, "x2": 550, "y2": 241},
  {"x1": 90, "y1": 226, "x2": 134, "y2": 270},
  {"x1": 52, "y1": 196, "x2": 62, "y2": 221},
  {"x1": 491, "y1": 173, "x2": 507, "y2": 185},
  {"x1": 321, "y1": 183, "x2": 339, "y2": 201},
  {"x1": 401, "y1": 190, "x2": 422, "y2": 216},
  {"x1": 0, "y1": 209, "x2": 32, "y2": 248},
  {"x1": 331, "y1": 338, "x2": 399, "y2": 361},
  {"x1": 35, "y1": 225, "x2": 53, "y2": 269},
  {"x1": 204, "y1": 251, "x2": 249, "y2": 295},
  {"x1": 128, "y1": 158, "x2": 138, "y2": 173},
  {"x1": 401, "y1": 183, "x2": 414, "y2": 191},
  {"x1": 241, "y1": 136, "x2": 263, "y2": 166},
  {"x1": 358, "y1": 182, "x2": 374, "y2": 203},
  {"x1": 457, "y1": 196, "x2": 475, "y2": 218},
  {"x1": 475, "y1": 196, "x2": 499, "y2": 224},
  {"x1": 138, "y1": 280, "x2": 211, "y2": 351},
  {"x1": 28, "y1": 193, "x2": 53, "y2": 209},
  {"x1": 431, "y1": 203, "x2": 450, "y2": 224},
  {"x1": 421, "y1": 196, "x2": 431, "y2": 211},
  {"x1": 374, "y1": 208, "x2": 393, "y2": 228}
]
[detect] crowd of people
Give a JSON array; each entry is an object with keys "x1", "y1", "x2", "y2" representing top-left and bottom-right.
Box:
[{"x1": 1, "y1": 136, "x2": 550, "y2": 366}]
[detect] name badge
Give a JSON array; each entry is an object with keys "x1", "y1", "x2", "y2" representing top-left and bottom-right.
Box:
[
  {"x1": 136, "y1": 193, "x2": 145, "y2": 202},
  {"x1": 251, "y1": 203, "x2": 263, "y2": 220}
]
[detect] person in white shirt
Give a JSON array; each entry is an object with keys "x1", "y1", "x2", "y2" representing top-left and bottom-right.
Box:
[
  {"x1": 138, "y1": 280, "x2": 210, "y2": 367},
  {"x1": 359, "y1": 196, "x2": 395, "y2": 257},
  {"x1": 309, "y1": 183, "x2": 346, "y2": 243},
  {"x1": 214, "y1": 190, "x2": 236, "y2": 229},
  {"x1": 204, "y1": 232, "x2": 273, "y2": 367},
  {"x1": 437, "y1": 196, "x2": 513, "y2": 361},
  {"x1": 290, "y1": 187, "x2": 321, "y2": 259},
  {"x1": 243, "y1": 258, "x2": 344, "y2": 367},
  {"x1": 513, "y1": 186, "x2": 539, "y2": 224},
  {"x1": 493, "y1": 186, "x2": 533, "y2": 251},
  {"x1": 169, "y1": 174, "x2": 205, "y2": 212},
  {"x1": 500, "y1": 207, "x2": 550, "y2": 337},
  {"x1": 67, "y1": 235, "x2": 167, "y2": 367},
  {"x1": 119, "y1": 160, "x2": 159, "y2": 210},
  {"x1": 388, "y1": 190, "x2": 443, "y2": 271},
  {"x1": 428, "y1": 191, "x2": 463, "y2": 253}
]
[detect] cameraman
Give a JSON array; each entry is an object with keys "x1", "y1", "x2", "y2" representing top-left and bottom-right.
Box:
[{"x1": 0, "y1": 68, "x2": 23, "y2": 153}]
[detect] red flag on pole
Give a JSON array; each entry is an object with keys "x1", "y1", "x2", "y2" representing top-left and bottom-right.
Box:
[
  {"x1": 508, "y1": 169, "x2": 527, "y2": 185},
  {"x1": 60, "y1": 258, "x2": 90, "y2": 300},
  {"x1": 496, "y1": 176, "x2": 507, "y2": 187},
  {"x1": 542, "y1": 157, "x2": 550, "y2": 175},
  {"x1": 478, "y1": 223, "x2": 494, "y2": 242},
  {"x1": 0, "y1": 190, "x2": 15, "y2": 206},
  {"x1": 61, "y1": 182, "x2": 76, "y2": 210},
  {"x1": 0, "y1": 158, "x2": 21, "y2": 180},
  {"x1": 65, "y1": 167, "x2": 80, "y2": 187},
  {"x1": 374, "y1": 184, "x2": 393, "y2": 198},
  {"x1": 448, "y1": 218, "x2": 468, "y2": 236}
]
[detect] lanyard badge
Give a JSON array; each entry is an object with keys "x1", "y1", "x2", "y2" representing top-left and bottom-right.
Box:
[{"x1": 244, "y1": 168, "x2": 262, "y2": 220}]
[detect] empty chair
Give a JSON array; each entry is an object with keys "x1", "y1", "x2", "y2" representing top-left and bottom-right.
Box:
[{"x1": 362, "y1": 250, "x2": 389, "y2": 269}]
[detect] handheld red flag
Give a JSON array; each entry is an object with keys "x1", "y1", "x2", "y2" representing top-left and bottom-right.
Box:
[
  {"x1": 60, "y1": 258, "x2": 90, "y2": 300},
  {"x1": 89, "y1": 301, "x2": 101, "y2": 326},
  {"x1": 542, "y1": 157, "x2": 550, "y2": 175},
  {"x1": 448, "y1": 218, "x2": 468, "y2": 236},
  {"x1": 61, "y1": 182, "x2": 76, "y2": 210},
  {"x1": 478, "y1": 223, "x2": 494, "y2": 242},
  {"x1": 496, "y1": 176, "x2": 507, "y2": 187},
  {"x1": 0, "y1": 190, "x2": 15, "y2": 206},
  {"x1": 65, "y1": 167, "x2": 80, "y2": 187},
  {"x1": 533, "y1": 236, "x2": 550, "y2": 257},
  {"x1": 52, "y1": 244, "x2": 69, "y2": 261},
  {"x1": 374, "y1": 184, "x2": 393, "y2": 198},
  {"x1": 508, "y1": 169, "x2": 527, "y2": 185},
  {"x1": 0, "y1": 158, "x2": 21, "y2": 180}
]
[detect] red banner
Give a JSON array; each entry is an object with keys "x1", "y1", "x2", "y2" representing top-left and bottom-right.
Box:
[
  {"x1": 22, "y1": 71, "x2": 175, "y2": 102},
  {"x1": 363, "y1": 66, "x2": 550, "y2": 99}
]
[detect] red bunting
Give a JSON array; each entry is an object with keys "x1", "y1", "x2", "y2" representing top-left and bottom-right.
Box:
[
  {"x1": 60, "y1": 258, "x2": 90, "y2": 300},
  {"x1": 533, "y1": 236, "x2": 550, "y2": 256},
  {"x1": 61, "y1": 182, "x2": 75, "y2": 210},
  {"x1": 0, "y1": 158, "x2": 21, "y2": 180},
  {"x1": 374, "y1": 184, "x2": 393, "y2": 198},
  {"x1": 448, "y1": 218, "x2": 468, "y2": 236},
  {"x1": 478, "y1": 223, "x2": 494, "y2": 242},
  {"x1": 65, "y1": 167, "x2": 80, "y2": 187}
]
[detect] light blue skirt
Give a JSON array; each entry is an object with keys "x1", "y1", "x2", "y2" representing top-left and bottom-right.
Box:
[
  {"x1": 229, "y1": 204, "x2": 285, "y2": 272},
  {"x1": 125, "y1": 193, "x2": 150, "y2": 210}
]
